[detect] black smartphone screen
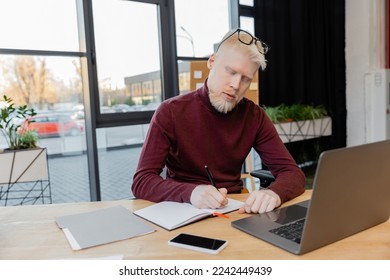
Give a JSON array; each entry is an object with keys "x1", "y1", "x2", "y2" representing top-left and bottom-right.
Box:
[{"x1": 170, "y1": 233, "x2": 226, "y2": 250}]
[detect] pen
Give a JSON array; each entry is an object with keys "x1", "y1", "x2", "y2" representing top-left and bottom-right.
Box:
[
  {"x1": 204, "y1": 165, "x2": 217, "y2": 188},
  {"x1": 205, "y1": 165, "x2": 229, "y2": 209}
]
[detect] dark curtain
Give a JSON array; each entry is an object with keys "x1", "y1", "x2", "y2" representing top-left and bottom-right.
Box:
[{"x1": 255, "y1": 0, "x2": 346, "y2": 153}]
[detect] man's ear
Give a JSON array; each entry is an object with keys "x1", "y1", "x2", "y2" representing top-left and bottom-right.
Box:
[{"x1": 207, "y1": 54, "x2": 216, "y2": 69}]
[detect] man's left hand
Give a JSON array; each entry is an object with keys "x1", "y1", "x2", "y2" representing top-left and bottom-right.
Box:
[{"x1": 238, "y1": 189, "x2": 281, "y2": 214}]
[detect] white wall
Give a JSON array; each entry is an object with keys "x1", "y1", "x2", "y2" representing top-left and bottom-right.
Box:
[{"x1": 346, "y1": 0, "x2": 385, "y2": 146}]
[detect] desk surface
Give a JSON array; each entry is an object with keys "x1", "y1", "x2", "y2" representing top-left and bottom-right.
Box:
[{"x1": 0, "y1": 190, "x2": 389, "y2": 260}]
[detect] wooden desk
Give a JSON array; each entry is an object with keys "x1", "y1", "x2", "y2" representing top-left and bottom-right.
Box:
[{"x1": 0, "y1": 190, "x2": 389, "y2": 260}]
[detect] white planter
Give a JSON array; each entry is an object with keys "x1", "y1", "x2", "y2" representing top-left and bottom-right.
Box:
[
  {"x1": 0, "y1": 147, "x2": 51, "y2": 206},
  {"x1": 274, "y1": 117, "x2": 332, "y2": 143}
]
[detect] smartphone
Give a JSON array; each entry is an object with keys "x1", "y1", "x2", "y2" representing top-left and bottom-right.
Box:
[{"x1": 168, "y1": 233, "x2": 228, "y2": 254}]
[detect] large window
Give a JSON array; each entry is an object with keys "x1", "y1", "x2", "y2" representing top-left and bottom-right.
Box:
[
  {"x1": 0, "y1": 0, "x2": 90, "y2": 204},
  {"x1": 90, "y1": 0, "x2": 165, "y2": 200},
  {"x1": 0, "y1": 0, "x2": 80, "y2": 52},
  {"x1": 0, "y1": 0, "x2": 238, "y2": 204},
  {"x1": 92, "y1": 0, "x2": 163, "y2": 113},
  {"x1": 175, "y1": 0, "x2": 231, "y2": 95},
  {"x1": 175, "y1": 0, "x2": 230, "y2": 57}
]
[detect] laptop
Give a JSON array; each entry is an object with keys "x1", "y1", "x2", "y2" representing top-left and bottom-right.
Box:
[{"x1": 232, "y1": 140, "x2": 390, "y2": 255}]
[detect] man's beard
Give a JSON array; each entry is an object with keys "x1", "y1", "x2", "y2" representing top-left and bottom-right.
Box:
[{"x1": 209, "y1": 91, "x2": 240, "y2": 114}]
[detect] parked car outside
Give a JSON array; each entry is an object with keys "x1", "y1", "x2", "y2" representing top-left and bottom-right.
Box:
[{"x1": 26, "y1": 113, "x2": 84, "y2": 137}]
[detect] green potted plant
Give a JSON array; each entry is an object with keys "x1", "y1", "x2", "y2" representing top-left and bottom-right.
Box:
[
  {"x1": 263, "y1": 104, "x2": 328, "y2": 123},
  {"x1": 0, "y1": 95, "x2": 38, "y2": 150},
  {"x1": 263, "y1": 104, "x2": 332, "y2": 143},
  {"x1": 18, "y1": 128, "x2": 39, "y2": 149},
  {"x1": 0, "y1": 95, "x2": 51, "y2": 206}
]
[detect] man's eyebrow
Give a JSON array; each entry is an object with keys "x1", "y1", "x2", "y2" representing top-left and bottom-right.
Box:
[
  {"x1": 225, "y1": 66, "x2": 235, "y2": 73},
  {"x1": 242, "y1": 75, "x2": 253, "y2": 82},
  {"x1": 226, "y1": 66, "x2": 253, "y2": 79},
  {"x1": 240, "y1": 71, "x2": 254, "y2": 81}
]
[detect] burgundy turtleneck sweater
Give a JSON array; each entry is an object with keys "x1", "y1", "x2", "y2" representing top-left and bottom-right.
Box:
[{"x1": 132, "y1": 82, "x2": 305, "y2": 204}]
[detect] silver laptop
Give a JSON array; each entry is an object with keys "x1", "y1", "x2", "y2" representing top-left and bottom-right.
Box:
[{"x1": 232, "y1": 140, "x2": 390, "y2": 255}]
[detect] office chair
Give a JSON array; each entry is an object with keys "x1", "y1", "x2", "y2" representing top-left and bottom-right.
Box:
[
  {"x1": 241, "y1": 154, "x2": 275, "y2": 191},
  {"x1": 249, "y1": 169, "x2": 275, "y2": 188}
]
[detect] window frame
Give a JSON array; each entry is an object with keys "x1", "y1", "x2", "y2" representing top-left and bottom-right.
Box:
[
  {"x1": 81, "y1": 0, "x2": 179, "y2": 200},
  {"x1": 0, "y1": 0, "x2": 239, "y2": 202},
  {"x1": 87, "y1": 0, "x2": 179, "y2": 128}
]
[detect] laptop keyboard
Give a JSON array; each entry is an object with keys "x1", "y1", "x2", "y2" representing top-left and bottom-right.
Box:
[{"x1": 269, "y1": 218, "x2": 305, "y2": 244}]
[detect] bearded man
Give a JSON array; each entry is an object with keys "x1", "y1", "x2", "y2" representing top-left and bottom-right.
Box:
[{"x1": 132, "y1": 29, "x2": 305, "y2": 214}]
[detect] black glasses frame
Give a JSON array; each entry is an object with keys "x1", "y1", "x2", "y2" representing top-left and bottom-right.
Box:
[{"x1": 216, "y1": 28, "x2": 270, "y2": 55}]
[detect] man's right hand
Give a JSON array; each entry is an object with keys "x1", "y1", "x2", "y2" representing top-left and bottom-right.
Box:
[{"x1": 190, "y1": 185, "x2": 228, "y2": 209}]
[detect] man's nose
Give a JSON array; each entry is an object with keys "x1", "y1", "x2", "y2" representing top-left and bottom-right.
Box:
[{"x1": 230, "y1": 75, "x2": 241, "y2": 89}]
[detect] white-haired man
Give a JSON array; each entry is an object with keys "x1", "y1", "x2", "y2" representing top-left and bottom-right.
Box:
[{"x1": 132, "y1": 29, "x2": 305, "y2": 213}]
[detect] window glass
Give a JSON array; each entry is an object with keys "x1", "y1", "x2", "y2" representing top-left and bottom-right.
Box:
[
  {"x1": 92, "y1": 0, "x2": 162, "y2": 113},
  {"x1": 239, "y1": 0, "x2": 254, "y2": 6},
  {"x1": 0, "y1": 0, "x2": 80, "y2": 51},
  {"x1": 240, "y1": 16, "x2": 255, "y2": 35},
  {"x1": 0, "y1": 55, "x2": 83, "y2": 110},
  {"x1": 97, "y1": 124, "x2": 149, "y2": 200},
  {"x1": 175, "y1": 0, "x2": 230, "y2": 57},
  {"x1": 0, "y1": 54, "x2": 90, "y2": 204}
]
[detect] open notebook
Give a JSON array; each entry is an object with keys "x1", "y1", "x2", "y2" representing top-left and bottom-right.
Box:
[{"x1": 134, "y1": 198, "x2": 245, "y2": 230}]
